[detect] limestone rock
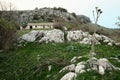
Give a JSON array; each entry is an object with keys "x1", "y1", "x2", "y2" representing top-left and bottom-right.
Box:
[
  {"x1": 70, "y1": 56, "x2": 77, "y2": 63},
  {"x1": 94, "y1": 33, "x2": 102, "y2": 40},
  {"x1": 79, "y1": 37, "x2": 92, "y2": 44},
  {"x1": 60, "y1": 72, "x2": 77, "y2": 80},
  {"x1": 48, "y1": 65, "x2": 52, "y2": 71},
  {"x1": 59, "y1": 64, "x2": 75, "y2": 73},
  {"x1": 79, "y1": 70, "x2": 86, "y2": 73},
  {"x1": 67, "y1": 30, "x2": 83, "y2": 42},
  {"x1": 20, "y1": 30, "x2": 41, "y2": 42},
  {"x1": 98, "y1": 58, "x2": 114, "y2": 70},
  {"x1": 75, "y1": 65, "x2": 85, "y2": 73},
  {"x1": 98, "y1": 65, "x2": 105, "y2": 75},
  {"x1": 115, "y1": 43, "x2": 120, "y2": 46},
  {"x1": 108, "y1": 42, "x2": 113, "y2": 46},
  {"x1": 75, "y1": 62, "x2": 86, "y2": 73},
  {"x1": 87, "y1": 57, "x2": 98, "y2": 70},
  {"x1": 39, "y1": 29, "x2": 64, "y2": 43}
]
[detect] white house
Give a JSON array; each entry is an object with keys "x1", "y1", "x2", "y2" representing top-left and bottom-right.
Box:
[{"x1": 25, "y1": 23, "x2": 54, "y2": 29}]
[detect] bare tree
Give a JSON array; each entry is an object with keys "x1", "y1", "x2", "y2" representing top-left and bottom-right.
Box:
[
  {"x1": 89, "y1": 7, "x2": 103, "y2": 58},
  {"x1": 0, "y1": 1, "x2": 16, "y2": 11}
]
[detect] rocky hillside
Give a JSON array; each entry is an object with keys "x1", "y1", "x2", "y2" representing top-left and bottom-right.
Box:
[{"x1": 18, "y1": 7, "x2": 91, "y2": 27}]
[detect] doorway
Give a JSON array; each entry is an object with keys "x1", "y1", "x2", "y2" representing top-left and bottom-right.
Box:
[{"x1": 30, "y1": 26, "x2": 33, "y2": 29}]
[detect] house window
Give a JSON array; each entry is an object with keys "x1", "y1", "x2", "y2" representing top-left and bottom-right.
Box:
[{"x1": 43, "y1": 25, "x2": 45, "y2": 29}]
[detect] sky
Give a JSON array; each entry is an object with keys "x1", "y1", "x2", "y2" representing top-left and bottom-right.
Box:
[{"x1": 1, "y1": 0, "x2": 120, "y2": 28}]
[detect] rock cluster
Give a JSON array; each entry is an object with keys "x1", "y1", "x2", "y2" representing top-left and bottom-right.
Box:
[
  {"x1": 20, "y1": 29, "x2": 64, "y2": 43},
  {"x1": 20, "y1": 29, "x2": 118, "y2": 46},
  {"x1": 67, "y1": 30, "x2": 115, "y2": 45},
  {"x1": 59, "y1": 56, "x2": 119, "y2": 80}
]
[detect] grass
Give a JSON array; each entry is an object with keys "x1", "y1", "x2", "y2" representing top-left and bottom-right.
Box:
[
  {"x1": 17, "y1": 28, "x2": 52, "y2": 36},
  {"x1": 17, "y1": 29, "x2": 32, "y2": 36},
  {"x1": 0, "y1": 42, "x2": 120, "y2": 80}
]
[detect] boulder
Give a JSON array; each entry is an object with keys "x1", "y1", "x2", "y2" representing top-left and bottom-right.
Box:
[
  {"x1": 60, "y1": 72, "x2": 77, "y2": 80},
  {"x1": 20, "y1": 30, "x2": 47, "y2": 42},
  {"x1": 67, "y1": 30, "x2": 83, "y2": 41},
  {"x1": 101, "y1": 35, "x2": 115, "y2": 44},
  {"x1": 39, "y1": 29, "x2": 64, "y2": 43},
  {"x1": 79, "y1": 35, "x2": 100, "y2": 45},
  {"x1": 75, "y1": 64, "x2": 85, "y2": 73},
  {"x1": 108, "y1": 42, "x2": 113, "y2": 46},
  {"x1": 87, "y1": 57, "x2": 98, "y2": 70},
  {"x1": 98, "y1": 65, "x2": 105, "y2": 75},
  {"x1": 20, "y1": 30, "x2": 40, "y2": 42},
  {"x1": 75, "y1": 61, "x2": 86, "y2": 73},
  {"x1": 115, "y1": 43, "x2": 120, "y2": 46},
  {"x1": 94, "y1": 34, "x2": 102, "y2": 40},
  {"x1": 98, "y1": 58, "x2": 115, "y2": 70},
  {"x1": 79, "y1": 37, "x2": 92, "y2": 44}
]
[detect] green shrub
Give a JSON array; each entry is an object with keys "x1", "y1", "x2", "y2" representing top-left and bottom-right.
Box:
[{"x1": 0, "y1": 18, "x2": 17, "y2": 52}]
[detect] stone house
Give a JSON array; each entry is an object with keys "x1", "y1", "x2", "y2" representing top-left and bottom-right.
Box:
[{"x1": 25, "y1": 23, "x2": 54, "y2": 29}]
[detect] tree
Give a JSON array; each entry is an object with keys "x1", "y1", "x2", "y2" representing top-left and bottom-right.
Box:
[
  {"x1": 71, "y1": 12, "x2": 77, "y2": 17},
  {"x1": 115, "y1": 17, "x2": 120, "y2": 28}
]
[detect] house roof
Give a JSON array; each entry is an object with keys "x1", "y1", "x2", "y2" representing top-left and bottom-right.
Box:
[{"x1": 27, "y1": 23, "x2": 54, "y2": 26}]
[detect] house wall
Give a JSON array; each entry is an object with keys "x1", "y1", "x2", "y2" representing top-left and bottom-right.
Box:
[
  {"x1": 25, "y1": 26, "x2": 30, "y2": 29},
  {"x1": 25, "y1": 25, "x2": 53, "y2": 29}
]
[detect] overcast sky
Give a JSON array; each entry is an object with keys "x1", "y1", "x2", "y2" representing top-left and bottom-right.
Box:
[{"x1": 1, "y1": 0, "x2": 120, "y2": 28}]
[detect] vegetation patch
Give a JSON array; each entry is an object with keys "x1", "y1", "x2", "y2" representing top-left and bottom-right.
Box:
[{"x1": 0, "y1": 42, "x2": 120, "y2": 80}]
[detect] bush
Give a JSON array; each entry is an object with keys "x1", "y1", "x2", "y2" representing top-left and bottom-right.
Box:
[
  {"x1": 0, "y1": 19, "x2": 17, "y2": 52},
  {"x1": 53, "y1": 22, "x2": 65, "y2": 30}
]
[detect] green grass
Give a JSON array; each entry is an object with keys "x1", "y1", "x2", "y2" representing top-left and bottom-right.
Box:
[
  {"x1": 17, "y1": 29, "x2": 32, "y2": 36},
  {"x1": 0, "y1": 42, "x2": 120, "y2": 80},
  {"x1": 17, "y1": 29, "x2": 52, "y2": 36}
]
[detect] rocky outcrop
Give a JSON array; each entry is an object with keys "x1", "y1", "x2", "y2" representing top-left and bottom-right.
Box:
[
  {"x1": 20, "y1": 29, "x2": 117, "y2": 46},
  {"x1": 67, "y1": 31, "x2": 115, "y2": 45},
  {"x1": 20, "y1": 29, "x2": 64, "y2": 43}
]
